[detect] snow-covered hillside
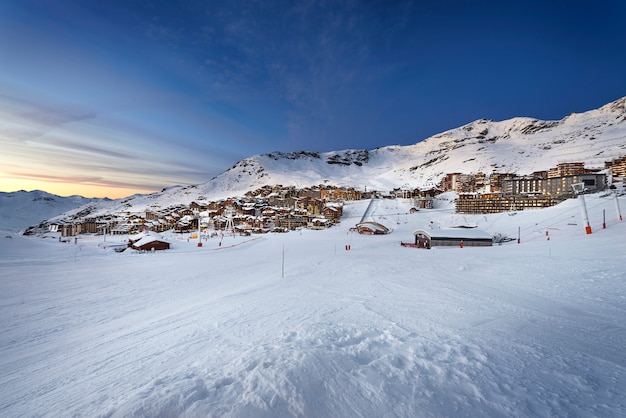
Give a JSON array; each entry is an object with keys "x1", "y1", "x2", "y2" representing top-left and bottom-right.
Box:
[
  {"x1": 1, "y1": 193, "x2": 625, "y2": 417},
  {"x1": 0, "y1": 190, "x2": 102, "y2": 232}
]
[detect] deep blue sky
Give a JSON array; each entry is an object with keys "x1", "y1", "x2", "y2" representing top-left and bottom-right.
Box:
[{"x1": 1, "y1": 0, "x2": 625, "y2": 198}]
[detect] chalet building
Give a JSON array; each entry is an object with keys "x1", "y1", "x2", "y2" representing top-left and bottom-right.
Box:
[
  {"x1": 239, "y1": 204, "x2": 256, "y2": 216},
  {"x1": 162, "y1": 215, "x2": 177, "y2": 230},
  {"x1": 294, "y1": 208, "x2": 308, "y2": 217},
  {"x1": 276, "y1": 213, "x2": 307, "y2": 230},
  {"x1": 233, "y1": 214, "x2": 249, "y2": 226},
  {"x1": 412, "y1": 196, "x2": 434, "y2": 209},
  {"x1": 439, "y1": 173, "x2": 459, "y2": 192},
  {"x1": 175, "y1": 215, "x2": 197, "y2": 232},
  {"x1": 243, "y1": 215, "x2": 264, "y2": 229},
  {"x1": 212, "y1": 217, "x2": 228, "y2": 230},
  {"x1": 320, "y1": 189, "x2": 334, "y2": 201},
  {"x1": 130, "y1": 233, "x2": 170, "y2": 251},
  {"x1": 141, "y1": 220, "x2": 159, "y2": 232},
  {"x1": 190, "y1": 201, "x2": 209, "y2": 211},
  {"x1": 269, "y1": 195, "x2": 297, "y2": 208},
  {"x1": 178, "y1": 208, "x2": 195, "y2": 217},
  {"x1": 605, "y1": 155, "x2": 626, "y2": 177},
  {"x1": 321, "y1": 187, "x2": 361, "y2": 201},
  {"x1": 309, "y1": 218, "x2": 332, "y2": 229},
  {"x1": 474, "y1": 172, "x2": 487, "y2": 190},
  {"x1": 274, "y1": 207, "x2": 292, "y2": 217},
  {"x1": 547, "y1": 162, "x2": 586, "y2": 178},
  {"x1": 261, "y1": 208, "x2": 276, "y2": 218},
  {"x1": 298, "y1": 188, "x2": 323, "y2": 199},
  {"x1": 413, "y1": 228, "x2": 492, "y2": 248},
  {"x1": 439, "y1": 173, "x2": 476, "y2": 193},
  {"x1": 407, "y1": 188, "x2": 438, "y2": 208},
  {"x1": 323, "y1": 204, "x2": 343, "y2": 221},
  {"x1": 440, "y1": 172, "x2": 516, "y2": 193},
  {"x1": 360, "y1": 190, "x2": 378, "y2": 199},
  {"x1": 530, "y1": 170, "x2": 548, "y2": 178},
  {"x1": 111, "y1": 223, "x2": 137, "y2": 235},
  {"x1": 391, "y1": 188, "x2": 414, "y2": 199},
  {"x1": 260, "y1": 216, "x2": 274, "y2": 230},
  {"x1": 488, "y1": 173, "x2": 516, "y2": 192},
  {"x1": 307, "y1": 199, "x2": 325, "y2": 215},
  {"x1": 344, "y1": 187, "x2": 361, "y2": 200},
  {"x1": 158, "y1": 219, "x2": 171, "y2": 232},
  {"x1": 61, "y1": 223, "x2": 81, "y2": 237},
  {"x1": 79, "y1": 219, "x2": 100, "y2": 234},
  {"x1": 411, "y1": 188, "x2": 434, "y2": 198},
  {"x1": 439, "y1": 172, "x2": 519, "y2": 193},
  {"x1": 294, "y1": 196, "x2": 309, "y2": 210},
  {"x1": 145, "y1": 211, "x2": 160, "y2": 221}
]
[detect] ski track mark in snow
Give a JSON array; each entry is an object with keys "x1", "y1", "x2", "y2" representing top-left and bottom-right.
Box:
[{"x1": 116, "y1": 323, "x2": 496, "y2": 417}]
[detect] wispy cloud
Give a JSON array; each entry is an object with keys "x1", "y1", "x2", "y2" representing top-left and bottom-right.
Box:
[
  {"x1": 0, "y1": 94, "x2": 97, "y2": 141},
  {"x1": 0, "y1": 93, "x2": 95, "y2": 122},
  {"x1": 4, "y1": 170, "x2": 167, "y2": 191},
  {"x1": 0, "y1": 90, "x2": 238, "y2": 195}
]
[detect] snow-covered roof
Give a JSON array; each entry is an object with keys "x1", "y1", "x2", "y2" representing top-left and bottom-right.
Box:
[
  {"x1": 357, "y1": 221, "x2": 390, "y2": 233},
  {"x1": 414, "y1": 228, "x2": 492, "y2": 240},
  {"x1": 132, "y1": 235, "x2": 169, "y2": 248},
  {"x1": 111, "y1": 224, "x2": 133, "y2": 232},
  {"x1": 129, "y1": 231, "x2": 164, "y2": 242},
  {"x1": 311, "y1": 218, "x2": 331, "y2": 225}
]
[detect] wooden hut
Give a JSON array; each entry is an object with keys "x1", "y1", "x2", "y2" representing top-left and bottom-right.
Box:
[{"x1": 130, "y1": 232, "x2": 170, "y2": 251}]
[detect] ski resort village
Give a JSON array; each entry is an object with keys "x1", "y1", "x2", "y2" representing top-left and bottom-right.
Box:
[{"x1": 25, "y1": 155, "x2": 626, "y2": 251}]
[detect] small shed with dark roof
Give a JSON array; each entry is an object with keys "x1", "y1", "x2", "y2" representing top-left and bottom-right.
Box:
[{"x1": 413, "y1": 228, "x2": 492, "y2": 249}]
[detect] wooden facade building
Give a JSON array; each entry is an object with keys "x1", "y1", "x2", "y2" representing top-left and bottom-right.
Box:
[{"x1": 456, "y1": 193, "x2": 561, "y2": 214}]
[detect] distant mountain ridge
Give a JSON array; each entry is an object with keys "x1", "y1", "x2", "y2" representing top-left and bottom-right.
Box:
[
  {"x1": 4, "y1": 96, "x2": 626, "y2": 228},
  {"x1": 0, "y1": 190, "x2": 102, "y2": 232}
]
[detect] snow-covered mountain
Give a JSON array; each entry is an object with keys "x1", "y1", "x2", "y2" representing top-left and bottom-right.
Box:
[
  {"x1": 0, "y1": 190, "x2": 103, "y2": 232},
  {"x1": 10, "y1": 97, "x2": 626, "y2": 225},
  {"x1": 205, "y1": 96, "x2": 626, "y2": 197}
]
